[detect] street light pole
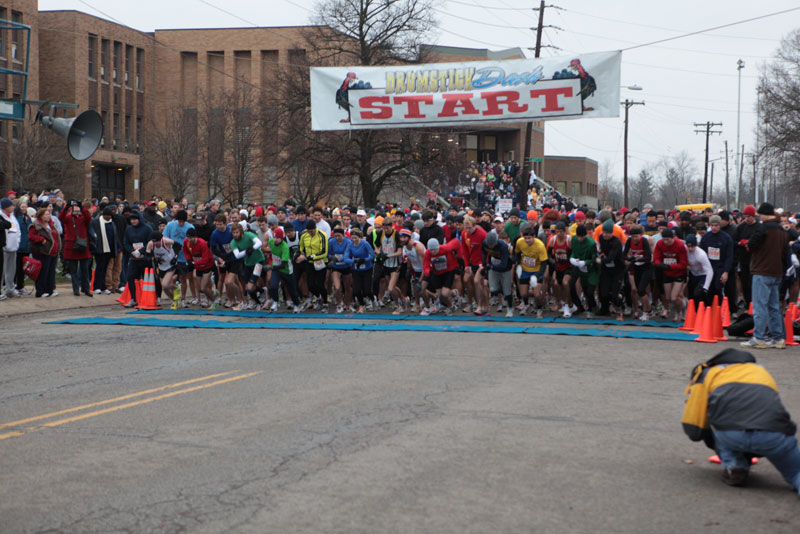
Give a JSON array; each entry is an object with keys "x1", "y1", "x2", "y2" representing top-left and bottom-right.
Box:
[
  {"x1": 622, "y1": 98, "x2": 644, "y2": 208},
  {"x1": 735, "y1": 59, "x2": 745, "y2": 207}
]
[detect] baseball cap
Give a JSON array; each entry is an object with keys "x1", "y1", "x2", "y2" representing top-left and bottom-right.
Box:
[
  {"x1": 493, "y1": 216, "x2": 504, "y2": 223},
  {"x1": 356, "y1": 209, "x2": 367, "y2": 217}
]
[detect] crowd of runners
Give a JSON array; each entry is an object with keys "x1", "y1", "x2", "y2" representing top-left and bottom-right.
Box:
[{"x1": 3, "y1": 189, "x2": 798, "y2": 344}]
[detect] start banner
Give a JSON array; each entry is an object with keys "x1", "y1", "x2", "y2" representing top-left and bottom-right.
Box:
[{"x1": 310, "y1": 50, "x2": 620, "y2": 131}]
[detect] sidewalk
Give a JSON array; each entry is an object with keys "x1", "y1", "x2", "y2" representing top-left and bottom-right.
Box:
[{"x1": 0, "y1": 283, "x2": 122, "y2": 317}]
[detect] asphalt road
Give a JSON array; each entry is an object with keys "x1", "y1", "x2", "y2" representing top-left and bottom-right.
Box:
[{"x1": 1, "y1": 306, "x2": 798, "y2": 533}]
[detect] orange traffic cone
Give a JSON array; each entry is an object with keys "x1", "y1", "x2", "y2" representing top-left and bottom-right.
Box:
[
  {"x1": 794, "y1": 303, "x2": 800, "y2": 322},
  {"x1": 135, "y1": 278, "x2": 143, "y2": 304},
  {"x1": 696, "y1": 304, "x2": 718, "y2": 343},
  {"x1": 116, "y1": 283, "x2": 131, "y2": 304},
  {"x1": 136, "y1": 268, "x2": 162, "y2": 310},
  {"x1": 785, "y1": 304, "x2": 798, "y2": 346},
  {"x1": 712, "y1": 294, "x2": 719, "y2": 309},
  {"x1": 712, "y1": 300, "x2": 728, "y2": 341},
  {"x1": 89, "y1": 268, "x2": 95, "y2": 292},
  {"x1": 708, "y1": 454, "x2": 721, "y2": 464},
  {"x1": 679, "y1": 299, "x2": 697, "y2": 331},
  {"x1": 748, "y1": 302, "x2": 753, "y2": 315},
  {"x1": 721, "y1": 296, "x2": 731, "y2": 328},
  {"x1": 692, "y1": 303, "x2": 707, "y2": 336}
]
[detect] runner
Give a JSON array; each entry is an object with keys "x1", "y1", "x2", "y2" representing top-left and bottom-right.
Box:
[
  {"x1": 685, "y1": 234, "x2": 714, "y2": 307},
  {"x1": 568, "y1": 224, "x2": 598, "y2": 317},
  {"x1": 596, "y1": 219, "x2": 626, "y2": 321},
  {"x1": 421, "y1": 237, "x2": 461, "y2": 316},
  {"x1": 328, "y1": 226, "x2": 354, "y2": 313},
  {"x1": 184, "y1": 227, "x2": 217, "y2": 308},
  {"x1": 373, "y1": 219, "x2": 404, "y2": 312},
  {"x1": 265, "y1": 227, "x2": 301, "y2": 313},
  {"x1": 297, "y1": 220, "x2": 329, "y2": 311},
  {"x1": 514, "y1": 222, "x2": 548, "y2": 318},
  {"x1": 400, "y1": 228, "x2": 426, "y2": 313},
  {"x1": 349, "y1": 229, "x2": 375, "y2": 313},
  {"x1": 230, "y1": 223, "x2": 265, "y2": 311},
  {"x1": 623, "y1": 225, "x2": 654, "y2": 321},
  {"x1": 210, "y1": 213, "x2": 243, "y2": 308},
  {"x1": 481, "y1": 229, "x2": 514, "y2": 317},
  {"x1": 461, "y1": 215, "x2": 488, "y2": 314},
  {"x1": 146, "y1": 231, "x2": 178, "y2": 306},
  {"x1": 546, "y1": 221, "x2": 573, "y2": 317},
  {"x1": 653, "y1": 228, "x2": 689, "y2": 322}
]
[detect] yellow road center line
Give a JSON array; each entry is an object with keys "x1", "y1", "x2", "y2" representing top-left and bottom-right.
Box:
[
  {"x1": 0, "y1": 372, "x2": 261, "y2": 441},
  {"x1": 0, "y1": 371, "x2": 237, "y2": 430}
]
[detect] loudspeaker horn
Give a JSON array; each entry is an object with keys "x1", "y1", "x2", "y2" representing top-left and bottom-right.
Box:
[{"x1": 40, "y1": 109, "x2": 103, "y2": 161}]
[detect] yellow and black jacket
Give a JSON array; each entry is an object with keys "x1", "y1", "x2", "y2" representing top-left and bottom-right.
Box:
[{"x1": 682, "y1": 348, "x2": 796, "y2": 449}]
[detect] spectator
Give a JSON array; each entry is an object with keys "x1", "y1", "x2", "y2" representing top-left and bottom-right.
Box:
[
  {"x1": 91, "y1": 207, "x2": 120, "y2": 294},
  {"x1": 59, "y1": 200, "x2": 94, "y2": 297},
  {"x1": 28, "y1": 207, "x2": 61, "y2": 298},
  {"x1": 14, "y1": 201, "x2": 33, "y2": 295},
  {"x1": 741, "y1": 202, "x2": 790, "y2": 349},
  {"x1": 1, "y1": 197, "x2": 21, "y2": 298}
]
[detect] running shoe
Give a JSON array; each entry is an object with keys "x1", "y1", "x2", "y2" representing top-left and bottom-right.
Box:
[
  {"x1": 336, "y1": 304, "x2": 345, "y2": 314},
  {"x1": 772, "y1": 339, "x2": 786, "y2": 350},
  {"x1": 357, "y1": 305, "x2": 365, "y2": 314},
  {"x1": 320, "y1": 306, "x2": 329, "y2": 314},
  {"x1": 639, "y1": 312, "x2": 650, "y2": 322},
  {"x1": 270, "y1": 301, "x2": 279, "y2": 312},
  {"x1": 505, "y1": 308, "x2": 514, "y2": 318},
  {"x1": 93, "y1": 289, "x2": 102, "y2": 294},
  {"x1": 444, "y1": 307, "x2": 453, "y2": 316},
  {"x1": 190, "y1": 298, "x2": 199, "y2": 306},
  {"x1": 246, "y1": 301, "x2": 257, "y2": 310},
  {"x1": 462, "y1": 305, "x2": 472, "y2": 314},
  {"x1": 420, "y1": 307, "x2": 431, "y2": 316},
  {"x1": 740, "y1": 338, "x2": 772, "y2": 349},
  {"x1": 563, "y1": 304, "x2": 572, "y2": 318},
  {"x1": 51, "y1": 291, "x2": 59, "y2": 297},
  {"x1": 536, "y1": 309, "x2": 544, "y2": 319},
  {"x1": 348, "y1": 305, "x2": 357, "y2": 313},
  {"x1": 519, "y1": 304, "x2": 527, "y2": 316},
  {"x1": 232, "y1": 302, "x2": 246, "y2": 311},
  {"x1": 293, "y1": 305, "x2": 301, "y2": 314},
  {"x1": 103, "y1": 289, "x2": 112, "y2": 295},
  {"x1": 496, "y1": 303, "x2": 504, "y2": 313},
  {"x1": 124, "y1": 300, "x2": 137, "y2": 308},
  {"x1": 410, "y1": 304, "x2": 420, "y2": 313}
]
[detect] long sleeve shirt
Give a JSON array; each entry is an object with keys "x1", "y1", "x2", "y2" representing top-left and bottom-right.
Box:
[
  {"x1": 350, "y1": 240, "x2": 375, "y2": 271},
  {"x1": 700, "y1": 229, "x2": 734, "y2": 273},
  {"x1": 423, "y1": 238, "x2": 461, "y2": 277},
  {"x1": 654, "y1": 238, "x2": 689, "y2": 277},
  {"x1": 687, "y1": 247, "x2": 714, "y2": 290},
  {"x1": 328, "y1": 237, "x2": 354, "y2": 269},
  {"x1": 299, "y1": 230, "x2": 329, "y2": 262}
]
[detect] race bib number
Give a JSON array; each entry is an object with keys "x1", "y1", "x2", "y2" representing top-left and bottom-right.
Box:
[
  {"x1": 253, "y1": 263, "x2": 263, "y2": 276},
  {"x1": 272, "y1": 254, "x2": 282, "y2": 267},
  {"x1": 314, "y1": 259, "x2": 326, "y2": 271},
  {"x1": 193, "y1": 256, "x2": 203, "y2": 263},
  {"x1": 133, "y1": 242, "x2": 143, "y2": 251},
  {"x1": 664, "y1": 257, "x2": 676, "y2": 266},
  {"x1": 604, "y1": 261, "x2": 615, "y2": 268},
  {"x1": 431, "y1": 255, "x2": 448, "y2": 272},
  {"x1": 708, "y1": 247, "x2": 720, "y2": 261},
  {"x1": 522, "y1": 256, "x2": 537, "y2": 268},
  {"x1": 382, "y1": 244, "x2": 393, "y2": 254},
  {"x1": 491, "y1": 256, "x2": 502, "y2": 265},
  {"x1": 223, "y1": 243, "x2": 232, "y2": 253},
  {"x1": 334, "y1": 254, "x2": 344, "y2": 262}
]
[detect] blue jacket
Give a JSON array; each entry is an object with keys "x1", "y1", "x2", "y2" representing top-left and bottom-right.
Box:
[
  {"x1": 700, "y1": 229, "x2": 734, "y2": 272},
  {"x1": 350, "y1": 240, "x2": 375, "y2": 271},
  {"x1": 328, "y1": 237, "x2": 354, "y2": 269},
  {"x1": 15, "y1": 213, "x2": 31, "y2": 254},
  {"x1": 123, "y1": 222, "x2": 153, "y2": 255},
  {"x1": 292, "y1": 218, "x2": 308, "y2": 235},
  {"x1": 482, "y1": 241, "x2": 512, "y2": 272}
]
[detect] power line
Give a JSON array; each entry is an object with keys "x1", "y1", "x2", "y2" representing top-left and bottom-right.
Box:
[
  {"x1": 196, "y1": 0, "x2": 259, "y2": 27},
  {"x1": 622, "y1": 7, "x2": 800, "y2": 51},
  {"x1": 693, "y1": 121, "x2": 723, "y2": 202}
]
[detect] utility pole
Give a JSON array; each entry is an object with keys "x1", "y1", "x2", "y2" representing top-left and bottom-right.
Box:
[
  {"x1": 724, "y1": 141, "x2": 730, "y2": 208},
  {"x1": 694, "y1": 121, "x2": 722, "y2": 203},
  {"x1": 735, "y1": 59, "x2": 745, "y2": 207},
  {"x1": 622, "y1": 99, "x2": 644, "y2": 208},
  {"x1": 709, "y1": 162, "x2": 715, "y2": 203},
  {"x1": 521, "y1": 1, "x2": 562, "y2": 209}
]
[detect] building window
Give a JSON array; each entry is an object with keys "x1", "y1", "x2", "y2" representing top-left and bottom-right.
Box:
[
  {"x1": 0, "y1": 120, "x2": 6, "y2": 139},
  {"x1": 101, "y1": 39, "x2": 109, "y2": 81},
  {"x1": 571, "y1": 182, "x2": 582, "y2": 196},
  {"x1": 136, "y1": 116, "x2": 142, "y2": 151},
  {"x1": 0, "y1": 8, "x2": 6, "y2": 57},
  {"x1": 88, "y1": 35, "x2": 97, "y2": 78},
  {"x1": 101, "y1": 110, "x2": 107, "y2": 148},
  {"x1": 124, "y1": 114, "x2": 131, "y2": 149},
  {"x1": 11, "y1": 120, "x2": 19, "y2": 140},
  {"x1": 113, "y1": 112, "x2": 119, "y2": 148},
  {"x1": 11, "y1": 11, "x2": 22, "y2": 61},
  {"x1": 136, "y1": 48, "x2": 144, "y2": 90},
  {"x1": 113, "y1": 41, "x2": 121, "y2": 84},
  {"x1": 125, "y1": 45, "x2": 132, "y2": 87}
]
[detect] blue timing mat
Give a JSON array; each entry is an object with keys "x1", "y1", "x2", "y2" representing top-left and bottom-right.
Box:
[
  {"x1": 47, "y1": 316, "x2": 699, "y2": 341},
  {"x1": 130, "y1": 308, "x2": 683, "y2": 328}
]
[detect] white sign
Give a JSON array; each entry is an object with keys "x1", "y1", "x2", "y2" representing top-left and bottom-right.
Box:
[
  {"x1": 311, "y1": 51, "x2": 621, "y2": 131},
  {"x1": 496, "y1": 198, "x2": 513, "y2": 215}
]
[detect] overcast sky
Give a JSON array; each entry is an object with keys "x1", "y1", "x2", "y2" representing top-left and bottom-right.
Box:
[{"x1": 40, "y1": 0, "x2": 799, "y2": 185}]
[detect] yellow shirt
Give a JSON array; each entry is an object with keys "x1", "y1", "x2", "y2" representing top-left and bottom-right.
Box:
[{"x1": 514, "y1": 237, "x2": 548, "y2": 273}]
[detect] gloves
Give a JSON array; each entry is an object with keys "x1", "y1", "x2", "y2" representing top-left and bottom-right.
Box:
[
  {"x1": 132, "y1": 250, "x2": 141, "y2": 259},
  {"x1": 569, "y1": 258, "x2": 581, "y2": 267},
  {"x1": 738, "y1": 239, "x2": 749, "y2": 247},
  {"x1": 530, "y1": 274, "x2": 538, "y2": 288},
  {"x1": 656, "y1": 263, "x2": 669, "y2": 271},
  {"x1": 245, "y1": 246, "x2": 254, "y2": 256},
  {"x1": 516, "y1": 265, "x2": 522, "y2": 278}
]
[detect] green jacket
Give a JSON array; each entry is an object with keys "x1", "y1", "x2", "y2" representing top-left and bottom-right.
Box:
[{"x1": 570, "y1": 235, "x2": 599, "y2": 286}]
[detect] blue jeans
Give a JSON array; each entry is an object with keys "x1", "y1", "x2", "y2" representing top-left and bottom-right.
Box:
[
  {"x1": 752, "y1": 274, "x2": 784, "y2": 341},
  {"x1": 714, "y1": 429, "x2": 800, "y2": 494},
  {"x1": 69, "y1": 257, "x2": 92, "y2": 294}
]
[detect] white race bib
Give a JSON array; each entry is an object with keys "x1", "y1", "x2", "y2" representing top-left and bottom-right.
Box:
[
  {"x1": 708, "y1": 247, "x2": 720, "y2": 261},
  {"x1": 314, "y1": 259, "x2": 326, "y2": 271},
  {"x1": 522, "y1": 256, "x2": 537, "y2": 268},
  {"x1": 664, "y1": 257, "x2": 676, "y2": 266}
]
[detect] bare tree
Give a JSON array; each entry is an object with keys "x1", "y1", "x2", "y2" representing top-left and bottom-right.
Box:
[
  {"x1": 226, "y1": 83, "x2": 259, "y2": 206},
  {"x1": 757, "y1": 29, "x2": 800, "y2": 210},
  {"x1": 294, "y1": 0, "x2": 439, "y2": 206},
  {"x1": 146, "y1": 104, "x2": 198, "y2": 199},
  {"x1": 0, "y1": 120, "x2": 68, "y2": 194},
  {"x1": 597, "y1": 159, "x2": 622, "y2": 209},
  {"x1": 197, "y1": 93, "x2": 226, "y2": 201},
  {"x1": 656, "y1": 150, "x2": 700, "y2": 207}
]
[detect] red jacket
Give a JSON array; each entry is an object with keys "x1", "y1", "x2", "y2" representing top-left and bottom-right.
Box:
[
  {"x1": 59, "y1": 207, "x2": 92, "y2": 260},
  {"x1": 423, "y1": 239, "x2": 461, "y2": 277},
  {"x1": 461, "y1": 226, "x2": 486, "y2": 267},
  {"x1": 183, "y1": 238, "x2": 215, "y2": 271},
  {"x1": 28, "y1": 218, "x2": 60, "y2": 257},
  {"x1": 654, "y1": 238, "x2": 688, "y2": 278}
]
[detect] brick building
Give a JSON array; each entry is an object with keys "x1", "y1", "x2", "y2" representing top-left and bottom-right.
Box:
[
  {"x1": 0, "y1": 3, "x2": 597, "y2": 207},
  {"x1": 543, "y1": 155, "x2": 598, "y2": 207}
]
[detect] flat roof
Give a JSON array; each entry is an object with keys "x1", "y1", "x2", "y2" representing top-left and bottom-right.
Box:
[
  {"x1": 421, "y1": 44, "x2": 526, "y2": 60},
  {"x1": 545, "y1": 155, "x2": 599, "y2": 165}
]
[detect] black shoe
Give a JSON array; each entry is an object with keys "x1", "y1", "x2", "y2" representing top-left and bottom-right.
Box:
[
  {"x1": 73, "y1": 291, "x2": 80, "y2": 296},
  {"x1": 83, "y1": 291, "x2": 93, "y2": 297},
  {"x1": 722, "y1": 468, "x2": 749, "y2": 487}
]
